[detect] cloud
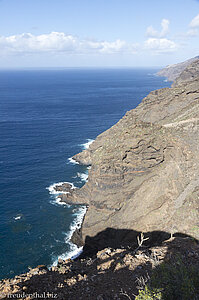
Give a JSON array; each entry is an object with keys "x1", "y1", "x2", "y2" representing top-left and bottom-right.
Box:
[
  {"x1": 0, "y1": 32, "x2": 78, "y2": 54},
  {"x1": 160, "y1": 19, "x2": 170, "y2": 37},
  {"x1": 146, "y1": 26, "x2": 159, "y2": 38},
  {"x1": 0, "y1": 31, "x2": 179, "y2": 59},
  {"x1": 0, "y1": 32, "x2": 138, "y2": 55},
  {"x1": 144, "y1": 38, "x2": 178, "y2": 53},
  {"x1": 174, "y1": 14, "x2": 199, "y2": 40},
  {"x1": 85, "y1": 39, "x2": 129, "y2": 54},
  {"x1": 186, "y1": 28, "x2": 198, "y2": 37},
  {"x1": 146, "y1": 19, "x2": 170, "y2": 38},
  {"x1": 190, "y1": 14, "x2": 199, "y2": 28},
  {"x1": 145, "y1": 20, "x2": 178, "y2": 54},
  {"x1": 175, "y1": 28, "x2": 198, "y2": 40}
]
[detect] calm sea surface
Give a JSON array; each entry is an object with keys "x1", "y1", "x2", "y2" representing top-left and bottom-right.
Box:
[{"x1": 0, "y1": 68, "x2": 170, "y2": 279}]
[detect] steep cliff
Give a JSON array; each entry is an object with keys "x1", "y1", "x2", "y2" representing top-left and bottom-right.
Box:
[
  {"x1": 157, "y1": 56, "x2": 199, "y2": 81},
  {"x1": 172, "y1": 58, "x2": 199, "y2": 86},
  {"x1": 65, "y1": 59, "x2": 199, "y2": 249}
]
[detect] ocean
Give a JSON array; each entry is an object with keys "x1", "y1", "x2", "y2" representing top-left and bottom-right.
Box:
[{"x1": 0, "y1": 68, "x2": 170, "y2": 279}]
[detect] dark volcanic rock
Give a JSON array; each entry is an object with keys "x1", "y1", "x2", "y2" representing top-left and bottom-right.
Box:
[{"x1": 54, "y1": 182, "x2": 74, "y2": 193}]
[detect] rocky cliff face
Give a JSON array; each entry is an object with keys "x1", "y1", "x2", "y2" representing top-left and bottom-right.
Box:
[
  {"x1": 65, "y1": 59, "x2": 199, "y2": 249},
  {"x1": 157, "y1": 56, "x2": 199, "y2": 81},
  {"x1": 172, "y1": 59, "x2": 199, "y2": 86}
]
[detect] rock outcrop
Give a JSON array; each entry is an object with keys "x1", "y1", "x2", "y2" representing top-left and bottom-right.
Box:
[
  {"x1": 1, "y1": 236, "x2": 199, "y2": 299},
  {"x1": 65, "y1": 59, "x2": 199, "y2": 249}
]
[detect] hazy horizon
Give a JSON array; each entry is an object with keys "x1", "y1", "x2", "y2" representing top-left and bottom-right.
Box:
[{"x1": 0, "y1": 0, "x2": 199, "y2": 68}]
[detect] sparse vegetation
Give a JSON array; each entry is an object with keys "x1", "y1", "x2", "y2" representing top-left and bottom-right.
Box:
[
  {"x1": 135, "y1": 286, "x2": 162, "y2": 300},
  {"x1": 135, "y1": 255, "x2": 199, "y2": 300}
]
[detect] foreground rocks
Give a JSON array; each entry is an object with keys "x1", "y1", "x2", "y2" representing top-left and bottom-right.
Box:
[{"x1": 0, "y1": 236, "x2": 198, "y2": 299}]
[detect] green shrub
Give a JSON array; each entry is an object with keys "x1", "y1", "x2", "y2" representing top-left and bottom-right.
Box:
[
  {"x1": 136, "y1": 256, "x2": 199, "y2": 300},
  {"x1": 135, "y1": 286, "x2": 162, "y2": 300}
]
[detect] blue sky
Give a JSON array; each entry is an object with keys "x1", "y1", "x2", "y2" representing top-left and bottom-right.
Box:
[{"x1": 0, "y1": 0, "x2": 199, "y2": 68}]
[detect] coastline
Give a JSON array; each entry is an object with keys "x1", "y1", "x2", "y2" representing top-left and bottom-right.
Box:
[
  {"x1": 59, "y1": 58, "x2": 199, "y2": 255},
  {"x1": 2, "y1": 61, "x2": 199, "y2": 283},
  {"x1": 44, "y1": 139, "x2": 95, "y2": 264},
  {"x1": 1, "y1": 59, "x2": 199, "y2": 299},
  {"x1": 44, "y1": 61, "x2": 193, "y2": 262}
]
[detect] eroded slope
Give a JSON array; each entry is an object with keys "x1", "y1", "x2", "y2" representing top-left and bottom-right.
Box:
[{"x1": 64, "y1": 62, "x2": 199, "y2": 247}]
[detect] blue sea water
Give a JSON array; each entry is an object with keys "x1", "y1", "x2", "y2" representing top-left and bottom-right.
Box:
[{"x1": 0, "y1": 68, "x2": 170, "y2": 279}]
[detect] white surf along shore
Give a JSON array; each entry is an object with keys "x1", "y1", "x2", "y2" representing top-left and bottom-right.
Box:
[
  {"x1": 51, "y1": 205, "x2": 88, "y2": 266},
  {"x1": 47, "y1": 181, "x2": 76, "y2": 206},
  {"x1": 80, "y1": 138, "x2": 94, "y2": 150},
  {"x1": 46, "y1": 138, "x2": 94, "y2": 265},
  {"x1": 68, "y1": 138, "x2": 94, "y2": 165},
  {"x1": 47, "y1": 181, "x2": 87, "y2": 264}
]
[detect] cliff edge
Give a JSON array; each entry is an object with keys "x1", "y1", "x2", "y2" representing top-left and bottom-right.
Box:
[
  {"x1": 157, "y1": 56, "x2": 199, "y2": 81},
  {"x1": 1, "y1": 236, "x2": 199, "y2": 299},
  {"x1": 66, "y1": 59, "x2": 199, "y2": 251}
]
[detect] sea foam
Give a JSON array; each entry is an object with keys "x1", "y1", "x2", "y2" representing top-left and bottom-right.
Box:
[
  {"x1": 13, "y1": 214, "x2": 22, "y2": 221},
  {"x1": 51, "y1": 205, "x2": 87, "y2": 266},
  {"x1": 47, "y1": 181, "x2": 76, "y2": 207},
  {"x1": 68, "y1": 157, "x2": 79, "y2": 165},
  {"x1": 47, "y1": 181, "x2": 76, "y2": 195},
  {"x1": 77, "y1": 172, "x2": 88, "y2": 182},
  {"x1": 50, "y1": 197, "x2": 71, "y2": 207},
  {"x1": 68, "y1": 139, "x2": 94, "y2": 165},
  {"x1": 80, "y1": 138, "x2": 94, "y2": 150}
]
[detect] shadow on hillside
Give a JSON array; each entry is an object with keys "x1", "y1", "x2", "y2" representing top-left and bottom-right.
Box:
[
  {"x1": 3, "y1": 228, "x2": 199, "y2": 300},
  {"x1": 81, "y1": 227, "x2": 174, "y2": 257}
]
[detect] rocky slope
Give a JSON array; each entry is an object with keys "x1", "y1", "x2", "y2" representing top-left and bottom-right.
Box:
[
  {"x1": 1, "y1": 236, "x2": 199, "y2": 299},
  {"x1": 172, "y1": 58, "x2": 199, "y2": 86},
  {"x1": 63, "y1": 59, "x2": 199, "y2": 252},
  {"x1": 157, "y1": 55, "x2": 199, "y2": 81}
]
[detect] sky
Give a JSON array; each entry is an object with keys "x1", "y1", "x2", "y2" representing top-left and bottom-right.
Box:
[{"x1": 0, "y1": 0, "x2": 199, "y2": 68}]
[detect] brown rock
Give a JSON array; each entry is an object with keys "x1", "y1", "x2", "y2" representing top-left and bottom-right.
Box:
[
  {"x1": 68, "y1": 60, "x2": 199, "y2": 249},
  {"x1": 157, "y1": 55, "x2": 199, "y2": 81}
]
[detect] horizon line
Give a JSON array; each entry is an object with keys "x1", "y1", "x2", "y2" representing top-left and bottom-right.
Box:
[{"x1": 0, "y1": 65, "x2": 164, "y2": 71}]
